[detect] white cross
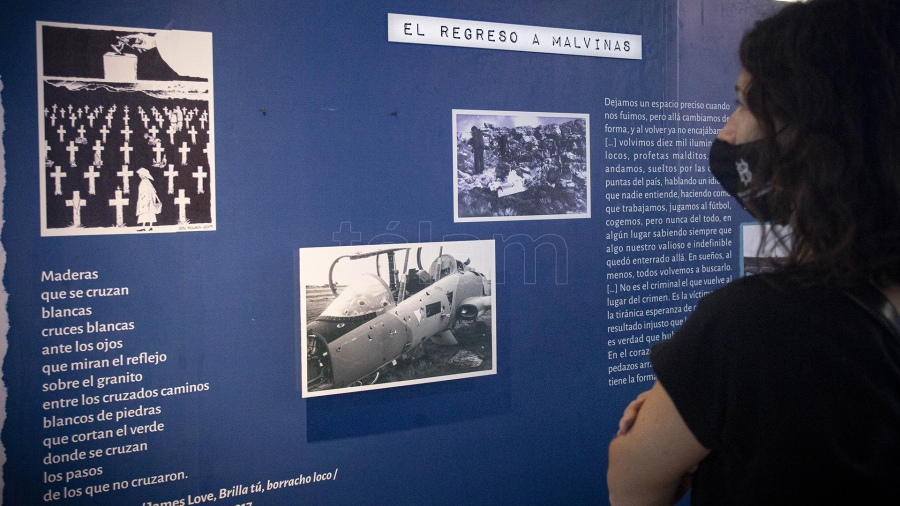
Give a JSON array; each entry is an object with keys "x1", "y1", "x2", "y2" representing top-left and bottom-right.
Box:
[
  {"x1": 83, "y1": 165, "x2": 100, "y2": 195},
  {"x1": 117, "y1": 165, "x2": 134, "y2": 194},
  {"x1": 156, "y1": 114, "x2": 164, "y2": 127},
  {"x1": 49, "y1": 166, "x2": 66, "y2": 195},
  {"x1": 142, "y1": 115, "x2": 150, "y2": 129},
  {"x1": 43, "y1": 140, "x2": 51, "y2": 159},
  {"x1": 120, "y1": 124, "x2": 133, "y2": 142},
  {"x1": 97, "y1": 105, "x2": 104, "y2": 114},
  {"x1": 44, "y1": 108, "x2": 49, "y2": 117},
  {"x1": 66, "y1": 141, "x2": 79, "y2": 166},
  {"x1": 164, "y1": 165, "x2": 178, "y2": 194},
  {"x1": 59, "y1": 109, "x2": 66, "y2": 119},
  {"x1": 50, "y1": 113, "x2": 57, "y2": 127},
  {"x1": 174, "y1": 188, "x2": 191, "y2": 223},
  {"x1": 87, "y1": 112, "x2": 95, "y2": 128},
  {"x1": 153, "y1": 142, "x2": 165, "y2": 163},
  {"x1": 188, "y1": 126, "x2": 198, "y2": 144},
  {"x1": 66, "y1": 191, "x2": 87, "y2": 227},
  {"x1": 178, "y1": 142, "x2": 191, "y2": 165},
  {"x1": 77, "y1": 124, "x2": 86, "y2": 139},
  {"x1": 77, "y1": 109, "x2": 83, "y2": 119},
  {"x1": 122, "y1": 113, "x2": 130, "y2": 127},
  {"x1": 108, "y1": 189, "x2": 129, "y2": 227},
  {"x1": 52, "y1": 104, "x2": 58, "y2": 114},
  {"x1": 99, "y1": 125, "x2": 110, "y2": 143},
  {"x1": 167, "y1": 125, "x2": 176, "y2": 145},
  {"x1": 120, "y1": 141, "x2": 133, "y2": 164},
  {"x1": 67, "y1": 104, "x2": 73, "y2": 116},
  {"x1": 92, "y1": 140, "x2": 105, "y2": 162},
  {"x1": 199, "y1": 115, "x2": 207, "y2": 130},
  {"x1": 123, "y1": 105, "x2": 129, "y2": 115},
  {"x1": 69, "y1": 114, "x2": 76, "y2": 128},
  {"x1": 57, "y1": 124, "x2": 66, "y2": 143},
  {"x1": 193, "y1": 166, "x2": 207, "y2": 194},
  {"x1": 148, "y1": 125, "x2": 159, "y2": 139},
  {"x1": 106, "y1": 112, "x2": 114, "y2": 128}
]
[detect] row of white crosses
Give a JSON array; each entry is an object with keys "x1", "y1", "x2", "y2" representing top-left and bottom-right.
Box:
[
  {"x1": 49, "y1": 100, "x2": 208, "y2": 144},
  {"x1": 46, "y1": 102, "x2": 210, "y2": 189},
  {"x1": 54, "y1": 163, "x2": 204, "y2": 227},
  {"x1": 47, "y1": 103, "x2": 209, "y2": 164},
  {"x1": 48, "y1": 155, "x2": 207, "y2": 196},
  {"x1": 161, "y1": 164, "x2": 207, "y2": 194},
  {"x1": 66, "y1": 187, "x2": 194, "y2": 228},
  {"x1": 45, "y1": 102, "x2": 213, "y2": 135},
  {"x1": 45, "y1": 100, "x2": 209, "y2": 227}
]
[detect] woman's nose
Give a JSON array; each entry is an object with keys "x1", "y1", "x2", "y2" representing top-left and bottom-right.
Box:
[{"x1": 716, "y1": 111, "x2": 739, "y2": 144}]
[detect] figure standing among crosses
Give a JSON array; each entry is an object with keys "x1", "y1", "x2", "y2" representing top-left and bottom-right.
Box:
[
  {"x1": 135, "y1": 168, "x2": 161, "y2": 231},
  {"x1": 41, "y1": 92, "x2": 214, "y2": 233}
]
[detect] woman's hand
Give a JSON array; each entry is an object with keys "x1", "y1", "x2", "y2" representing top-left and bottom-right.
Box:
[
  {"x1": 608, "y1": 381, "x2": 710, "y2": 505},
  {"x1": 617, "y1": 389, "x2": 651, "y2": 436}
]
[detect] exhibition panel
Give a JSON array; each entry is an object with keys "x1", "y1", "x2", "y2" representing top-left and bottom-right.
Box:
[{"x1": 0, "y1": 1, "x2": 775, "y2": 504}]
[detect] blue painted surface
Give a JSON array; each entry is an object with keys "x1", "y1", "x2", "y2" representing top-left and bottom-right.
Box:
[{"x1": 0, "y1": 1, "x2": 773, "y2": 504}]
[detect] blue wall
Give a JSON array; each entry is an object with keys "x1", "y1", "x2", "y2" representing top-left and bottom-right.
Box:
[{"x1": 1, "y1": 1, "x2": 774, "y2": 504}]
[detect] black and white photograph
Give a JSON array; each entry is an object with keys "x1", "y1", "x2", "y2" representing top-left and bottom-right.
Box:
[
  {"x1": 37, "y1": 22, "x2": 215, "y2": 236},
  {"x1": 299, "y1": 240, "x2": 497, "y2": 398},
  {"x1": 453, "y1": 109, "x2": 590, "y2": 222},
  {"x1": 741, "y1": 222, "x2": 791, "y2": 275}
]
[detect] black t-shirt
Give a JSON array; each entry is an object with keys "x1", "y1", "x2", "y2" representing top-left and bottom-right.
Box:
[{"x1": 651, "y1": 272, "x2": 900, "y2": 505}]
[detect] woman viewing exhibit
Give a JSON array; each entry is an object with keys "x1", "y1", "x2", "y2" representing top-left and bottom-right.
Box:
[{"x1": 607, "y1": 0, "x2": 900, "y2": 504}]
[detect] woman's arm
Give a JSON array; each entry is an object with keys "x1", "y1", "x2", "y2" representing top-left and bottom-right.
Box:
[{"x1": 608, "y1": 380, "x2": 710, "y2": 506}]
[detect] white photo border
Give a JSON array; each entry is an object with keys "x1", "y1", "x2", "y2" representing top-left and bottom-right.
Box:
[{"x1": 299, "y1": 239, "x2": 497, "y2": 398}]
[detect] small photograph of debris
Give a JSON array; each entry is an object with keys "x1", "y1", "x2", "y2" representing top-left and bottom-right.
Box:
[{"x1": 453, "y1": 109, "x2": 590, "y2": 222}]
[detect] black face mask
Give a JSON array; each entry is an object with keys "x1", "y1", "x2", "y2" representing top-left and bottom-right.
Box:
[{"x1": 708, "y1": 138, "x2": 776, "y2": 221}]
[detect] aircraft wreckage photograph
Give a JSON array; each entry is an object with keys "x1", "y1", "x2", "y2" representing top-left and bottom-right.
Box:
[{"x1": 299, "y1": 240, "x2": 497, "y2": 397}]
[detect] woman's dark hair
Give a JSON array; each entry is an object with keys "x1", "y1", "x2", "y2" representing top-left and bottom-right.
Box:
[{"x1": 739, "y1": 0, "x2": 900, "y2": 286}]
